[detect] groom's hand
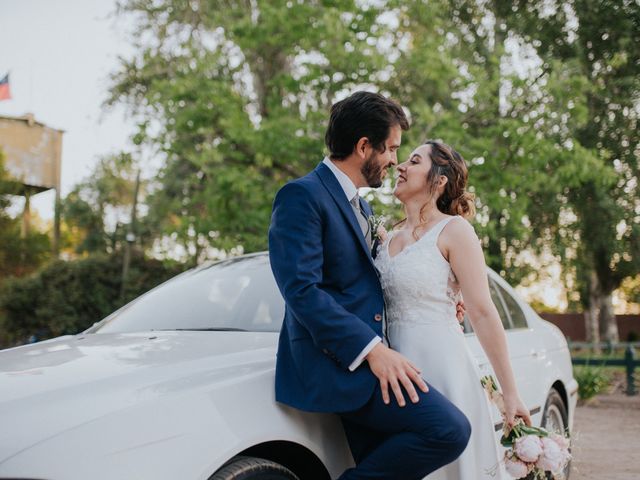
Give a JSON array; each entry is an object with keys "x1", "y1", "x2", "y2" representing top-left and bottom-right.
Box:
[
  {"x1": 456, "y1": 299, "x2": 466, "y2": 324},
  {"x1": 365, "y1": 343, "x2": 429, "y2": 407}
]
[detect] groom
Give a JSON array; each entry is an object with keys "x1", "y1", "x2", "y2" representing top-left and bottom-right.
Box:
[{"x1": 268, "y1": 91, "x2": 471, "y2": 479}]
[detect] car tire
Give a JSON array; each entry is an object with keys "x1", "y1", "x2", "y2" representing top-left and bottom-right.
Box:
[
  {"x1": 209, "y1": 456, "x2": 300, "y2": 480},
  {"x1": 541, "y1": 388, "x2": 571, "y2": 479}
]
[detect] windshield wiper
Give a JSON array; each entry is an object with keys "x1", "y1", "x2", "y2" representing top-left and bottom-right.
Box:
[{"x1": 155, "y1": 328, "x2": 249, "y2": 332}]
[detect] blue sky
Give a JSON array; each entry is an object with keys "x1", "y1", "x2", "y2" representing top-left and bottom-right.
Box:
[{"x1": 0, "y1": 0, "x2": 135, "y2": 219}]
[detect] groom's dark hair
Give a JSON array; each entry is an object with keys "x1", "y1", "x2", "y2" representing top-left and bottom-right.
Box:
[{"x1": 325, "y1": 91, "x2": 409, "y2": 160}]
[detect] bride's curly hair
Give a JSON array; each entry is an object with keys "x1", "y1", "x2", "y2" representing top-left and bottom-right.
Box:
[{"x1": 423, "y1": 140, "x2": 475, "y2": 219}]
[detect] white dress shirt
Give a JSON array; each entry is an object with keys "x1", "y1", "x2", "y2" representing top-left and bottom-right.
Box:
[{"x1": 322, "y1": 157, "x2": 381, "y2": 371}]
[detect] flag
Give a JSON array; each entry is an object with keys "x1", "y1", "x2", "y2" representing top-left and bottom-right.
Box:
[{"x1": 0, "y1": 73, "x2": 11, "y2": 101}]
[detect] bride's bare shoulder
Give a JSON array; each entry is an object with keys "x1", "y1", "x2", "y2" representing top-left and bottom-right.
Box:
[{"x1": 442, "y1": 216, "x2": 479, "y2": 242}]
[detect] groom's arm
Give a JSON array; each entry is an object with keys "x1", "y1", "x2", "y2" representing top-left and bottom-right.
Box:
[{"x1": 269, "y1": 182, "x2": 378, "y2": 369}]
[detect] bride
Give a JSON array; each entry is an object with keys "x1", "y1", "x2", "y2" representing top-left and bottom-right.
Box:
[{"x1": 374, "y1": 140, "x2": 532, "y2": 479}]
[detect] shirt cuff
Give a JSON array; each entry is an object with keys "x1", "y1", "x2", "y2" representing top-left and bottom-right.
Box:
[{"x1": 348, "y1": 336, "x2": 381, "y2": 372}]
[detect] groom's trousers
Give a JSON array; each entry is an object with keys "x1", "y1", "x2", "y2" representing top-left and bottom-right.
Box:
[{"x1": 338, "y1": 382, "x2": 471, "y2": 480}]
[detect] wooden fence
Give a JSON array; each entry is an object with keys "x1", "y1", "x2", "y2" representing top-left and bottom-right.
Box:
[{"x1": 540, "y1": 313, "x2": 640, "y2": 342}]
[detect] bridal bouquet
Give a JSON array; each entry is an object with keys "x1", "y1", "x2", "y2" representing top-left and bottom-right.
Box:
[{"x1": 480, "y1": 376, "x2": 571, "y2": 479}]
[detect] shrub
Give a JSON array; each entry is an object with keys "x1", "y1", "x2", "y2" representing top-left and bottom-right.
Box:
[
  {"x1": 574, "y1": 365, "x2": 612, "y2": 400},
  {"x1": 0, "y1": 252, "x2": 184, "y2": 347}
]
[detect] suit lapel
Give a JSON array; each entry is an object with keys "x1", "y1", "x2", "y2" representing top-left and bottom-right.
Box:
[{"x1": 314, "y1": 162, "x2": 375, "y2": 265}]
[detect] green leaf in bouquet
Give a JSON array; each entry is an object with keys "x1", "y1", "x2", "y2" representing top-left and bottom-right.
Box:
[
  {"x1": 518, "y1": 425, "x2": 549, "y2": 437},
  {"x1": 500, "y1": 435, "x2": 514, "y2": 447}
]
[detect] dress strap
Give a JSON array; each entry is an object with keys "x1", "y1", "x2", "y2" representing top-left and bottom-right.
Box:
[{"x1": 428, "y1": 215, "x2": 460, "y2": 243}]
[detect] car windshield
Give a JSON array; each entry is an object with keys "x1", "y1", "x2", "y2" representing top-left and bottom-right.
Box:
[{"x1": 88, "y1": 254, "x2": 285, "y2": 334}]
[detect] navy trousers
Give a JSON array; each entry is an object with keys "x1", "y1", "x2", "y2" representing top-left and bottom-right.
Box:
[{"x1": 338, "y1": 382, "x2": 471, "y2": 480}]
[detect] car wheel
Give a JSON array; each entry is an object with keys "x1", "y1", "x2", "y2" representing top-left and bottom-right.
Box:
[
  {"x1": 541, "y1": 388, "x2": 571, "y2": 479},
  {"x1": 209, "y1": 456, "x2": 300, "y2": 480}
]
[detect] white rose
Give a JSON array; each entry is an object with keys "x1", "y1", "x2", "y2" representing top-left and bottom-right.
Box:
[
  {"x1": 537, "y1": 436, "x2": 569, "y2": 473},
  {"x1": 504, "y1": 452, "x2": 530, "y2": 478},
  {"x1": 514, "y1": 434, "x2": 543, "y2": 462},
  {"x1": 550, "y1": 432, "x2": 571, "y2": 451}
]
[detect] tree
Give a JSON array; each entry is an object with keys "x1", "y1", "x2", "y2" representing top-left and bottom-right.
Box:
[
  {"x1": 61, "y1": 152, "x2": 146, "y2": 256},
  {"x1": 375, "y1": 1, "x2": 638, "y2": 344},
  {"x1": 499, "y1": 0, "x2": 640, "y2": 342},
  {"x1": 108, "y1": 0, "x2": 392, "y2": 262},
  {"x1": 107, "y1": 0, "x2": 639, "y2": 337},
  {"x1": 378, "y1": 0, "x2": 590, "y2": 290}
]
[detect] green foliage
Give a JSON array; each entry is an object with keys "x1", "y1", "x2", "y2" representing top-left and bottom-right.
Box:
[
  {"x1": 0, "y1": 220, "x2": 51, "y2": 279},
  {"x1": 0, "y1": 253, "x2": 184, "y2": 347},
  {"x1": 100, "y1": 0, "x2": 638, "y2": 311},
  {"x1": 574, "y1": 364, "x2": 612, "y2": 400},
  {"x1": 380, "y1": 0, "x2": 640, "y2": 309},
  {"x1": 376, "y1": 0, "x2": 586, "y2": 285},
  {"x1": 0, "y1": 150, "x2": 51, "y2": 279},
  {"x1": 61, "y1": 152, "x2": 144, "y2": 255},
  {"x1": 108, "y1": 0, "x2": 394, "y2": 260},
  {"x1": 500, "y1": 1, "x2": 640, "y2": 328},
  {"x1": 527, "y1": 298, "x2": 562, "y2": 314}
]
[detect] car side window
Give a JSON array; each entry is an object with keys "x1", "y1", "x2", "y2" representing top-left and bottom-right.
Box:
[
  {"x1": 489, "y1": 279, "x2": 512, "y2": 330},
  {"x1": 462, "y1": 314, "x2": 473, "y2": 333},
  {"x1": 462, "y1": 278, "x2": 511, "y2": 333},
  {"x1": 495, "y1": 282, "x2": 528, "y2": 329}
]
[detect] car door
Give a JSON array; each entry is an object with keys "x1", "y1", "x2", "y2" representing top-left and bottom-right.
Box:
[{"x1": 490, "y1": 275, "x2": 546, "y2": 424}]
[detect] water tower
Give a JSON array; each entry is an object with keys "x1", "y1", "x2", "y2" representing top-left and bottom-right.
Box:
[{"x1": 0, "y1": 113, "x2": 63, "y2": 255}]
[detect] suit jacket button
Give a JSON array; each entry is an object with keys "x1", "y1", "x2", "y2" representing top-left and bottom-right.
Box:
[
  {"x1": 374, "y1": 314, "x2": 382, "y2": 322},
  {"x1": 322, "y1": 348, "x2": 329, "y2": 355}
]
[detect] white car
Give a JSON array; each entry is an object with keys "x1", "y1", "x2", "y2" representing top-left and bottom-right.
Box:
[{"x1": 0, "y1": 252, "x2": 577, "y2": 480}]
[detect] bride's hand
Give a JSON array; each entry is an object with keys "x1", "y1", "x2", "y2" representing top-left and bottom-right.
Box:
[{"x1": 503, "y1": 392, "x2": 532, "y2": 428}]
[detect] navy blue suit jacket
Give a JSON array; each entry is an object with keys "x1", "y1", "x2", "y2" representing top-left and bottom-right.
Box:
[{"x1": 268, "y1": 162, "x2": 384, "y2": 413}]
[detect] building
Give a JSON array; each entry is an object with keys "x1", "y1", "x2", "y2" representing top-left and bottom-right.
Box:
[{"x1": 0, "y1": 113, "x2": 63, "y2": 254}]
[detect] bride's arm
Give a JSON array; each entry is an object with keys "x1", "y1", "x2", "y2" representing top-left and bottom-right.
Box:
[{"x1": 439, "y1": 218, "x2": 532, "y2": 427}]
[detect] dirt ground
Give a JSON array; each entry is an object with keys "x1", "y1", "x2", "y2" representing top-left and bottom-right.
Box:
[{"x1": 570, "y1": 381, "x2": 640, "y2": 480}]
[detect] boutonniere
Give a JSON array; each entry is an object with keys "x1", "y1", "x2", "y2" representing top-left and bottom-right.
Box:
[{"x1": 367, "y1": 215, "x2": 388, "y2": 241}]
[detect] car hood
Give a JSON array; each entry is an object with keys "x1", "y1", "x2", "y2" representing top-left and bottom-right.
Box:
[{"x1": 0, "y1": 331, "x2": 277, "y2": 464}]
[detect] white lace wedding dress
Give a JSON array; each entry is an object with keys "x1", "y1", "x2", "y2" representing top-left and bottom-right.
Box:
[{"x1": 374, "y1": 215, "x2": 507, "y2": 480}]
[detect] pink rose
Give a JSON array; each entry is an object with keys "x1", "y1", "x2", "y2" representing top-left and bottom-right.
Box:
[
  {"x1": 514, "y1": 434, "x2": 543, "y2": 462},
  {"x1": 504, "y1": 452, "x2": 530, "y2": 478},
  {"x1": 537, "y1": 436, "x2": 569, "y2": 473}
]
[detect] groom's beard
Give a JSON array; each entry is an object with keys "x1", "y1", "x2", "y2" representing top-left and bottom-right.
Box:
[{"x1": 361, "y1": 151, "x2": 385, "y2": 188}]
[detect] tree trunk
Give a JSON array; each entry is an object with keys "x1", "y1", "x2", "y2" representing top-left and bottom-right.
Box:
[
  {"x1": 53, "y1": 187, "x2": 61, "y2": 257},
  {"x1": 21, "y1": 189, "x2": 31, "y2": 238},
  {"x1": 599, "y1": 290, "x2": 619, "y2": 343},
  {"x1": 120, "y1": 170, "x2": 141, "y2": 301},
  {"x1": 585, "y1": 270, "x2": 601, "y2": 353}
]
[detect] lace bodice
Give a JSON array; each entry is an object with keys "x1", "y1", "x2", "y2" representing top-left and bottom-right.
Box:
[{"x1": 374, "y1": 216, "x2": 462, "y2": 327}]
